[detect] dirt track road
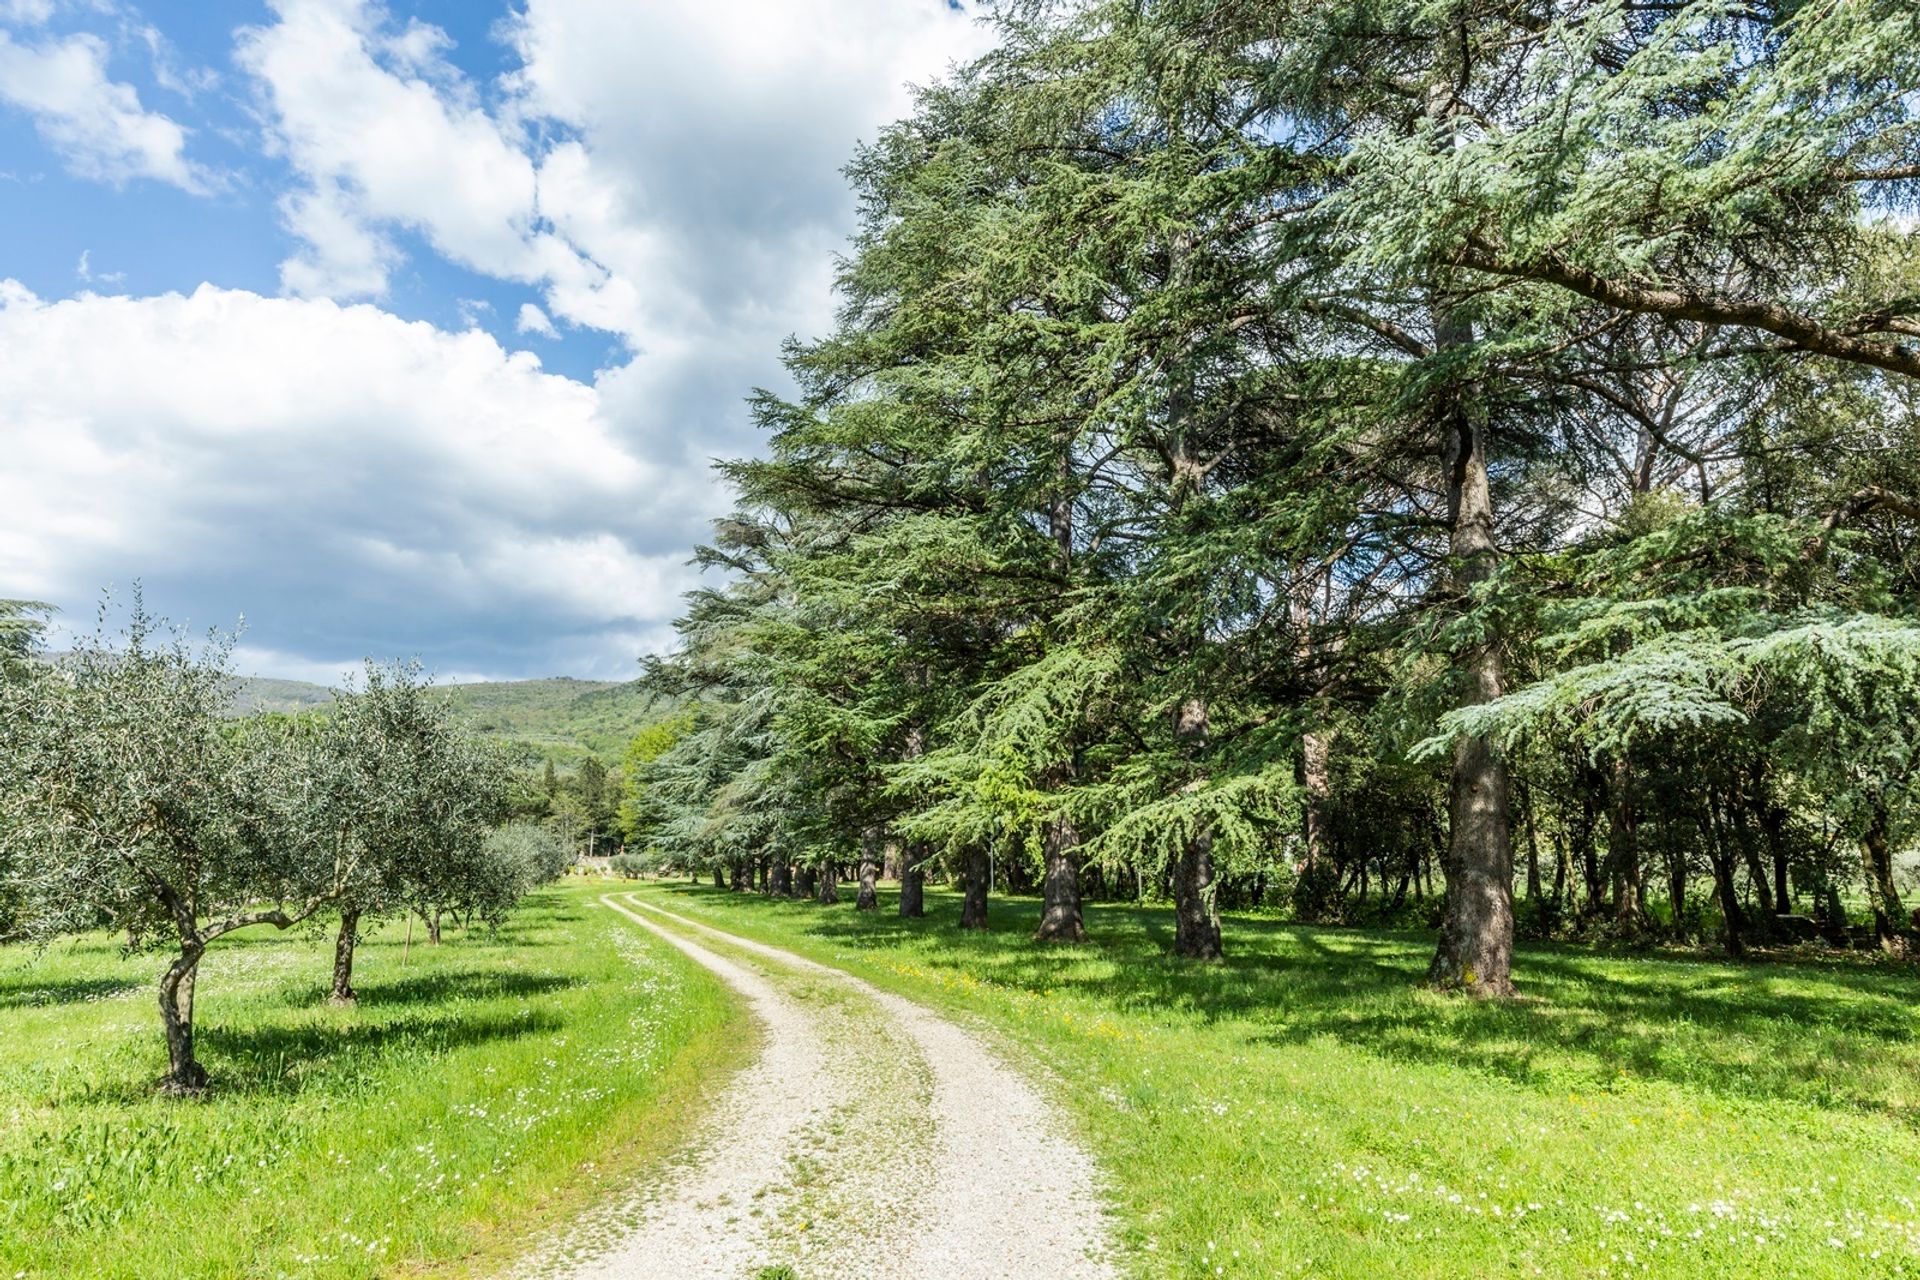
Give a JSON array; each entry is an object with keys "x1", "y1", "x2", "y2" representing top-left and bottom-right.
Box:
[{"x1": 534, "y1": 892, "x2": 1114, "y2": 1280}]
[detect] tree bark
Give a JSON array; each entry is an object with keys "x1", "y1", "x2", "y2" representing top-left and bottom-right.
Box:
[
  {"x1": 1608, "y1": 758, "x2": 1644, "y2": 930},
  {"x1": 157, "y1": 947, "x2": 208, "y2": 1094},
  {"x1": 1035, "y1": 810, "x2": 1086, "y2": 942},
  {"x1": 1520, "y1": 781, "x2": 1541, "y2": 901},
  {"x1": 959, "y1": 847, "x2": 990, "y2": 930},
  {"x1": 1171, "y1": 696, "x2": 1223, "y2": 960},
  {"x1": 1302, "y1": 728, "x2": 1331, "y2": 874},
  {"x1": 816, "y1": 861, "x2": 840, "y2": 906},
  {"x1": 856, "y1": 828, "x2": 881, "y2": 911},
  {"x1": 898, "y1": 842, "x2": 926, "y2": 918},
  {"x1": 1034, "y1": 439, "x2": 1086, "y2": 944},
  {"x1": 1728, "y1": 786, "x2": 1777, "y2": 927},
  {"x1": 1172, "y1": 832, "x2": 1223, "y2": 960},
  {"x1": 330, "y1": 908, "x2": 360, "y2": 1004},
  {"x1": 1704, "y1": 804, "x2": 1747, "y2": 958},
  {"x1": 772, "y1": 859, "x2": 793, "y2": 897},
  {"x1": 1861, "y1": 805, "x2": 1907, "y2": 951},
  {"x1": 1426, "y1": 295, "x2": 1515, "y2": 996},
  {"x1": 712, "y1": 865, "x2": 726, "y2": 890},
  {"x1": 426, "y1": 909, "x2": 442, "y2": 946}
]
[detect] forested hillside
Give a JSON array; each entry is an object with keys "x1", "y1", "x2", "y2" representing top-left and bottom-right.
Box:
[
  {"x1": 229, "y1": 674, "x2": 661, "y2": 762},
  {"x1": 632, "y1": 0, "x2": 1920, "y2": 991}
]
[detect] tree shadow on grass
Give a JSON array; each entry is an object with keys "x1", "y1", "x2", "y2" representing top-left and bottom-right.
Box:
[
  {"x1": 643, "y1": 881, "x2": 1920, "y2": 1120},
  {"x1": 0, "y1": 975, "x2": 144, "y2": 1009},
  {"x1": 354, "y1": 970, "x2": 582, "y2": 1008},
  {"x1": 184, "y1": 1004, "x2": 567, "y2": 1100}
]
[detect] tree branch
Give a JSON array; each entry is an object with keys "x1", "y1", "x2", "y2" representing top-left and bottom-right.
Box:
[{"x1": 1454, "y1": 239, "x2": 1920, "y2": 381}]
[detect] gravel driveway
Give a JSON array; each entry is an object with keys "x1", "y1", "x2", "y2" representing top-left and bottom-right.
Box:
[{"x1": 532, "y1": 892, "x2": 1115, "y2": 1280}]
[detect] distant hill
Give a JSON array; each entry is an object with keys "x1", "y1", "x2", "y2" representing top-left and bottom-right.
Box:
[
  {"x1": 225, "y1": 676, "x2": 340, "y2": 715},
  {"x1": 226, "y1": 674, "x2": 668, "y2": 762}
]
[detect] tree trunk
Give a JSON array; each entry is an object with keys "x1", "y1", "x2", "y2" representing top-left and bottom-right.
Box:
[
  {"x1": 1861, "y1": 805, "x2": 1907, "y2": 951},
  {"x1": 758, "y1": 855, "x2": 771, "y2": 895},
  {"x1": 772, "y1": 859, "x2": 793, "y2": 897},
  {"x1": 959, "y1": 847, "x2": 990, "y2": 930},
  {"x1": 1034, "y1": 432, "x2": 1084, "y2": 946},
  {"x1": 1666, "y1": 843, "x2": 1688, "y2": 941},
  {"x1": 856, "y1": 828, "x2": 881, "y2": 911},
  {"x1": 816, "y1": 861, "x2": 840, "y2": 906},
  {"x1": 1704, "y1": 804, "x2": 1747, "y2": 958},
  {"x1": 1424, "y1": 194, "x2": 1515, "y2": 994},
  {"x1": 157, "y1": 947, "x2": 208, "y2": 1094},
  {"x1": 330, "y1": 908, "x2": 360, "y2": 1004},
  {"x1": 899, "y1": 842, "x2": 926, "y2": 918},
  {"x1": 713, "y1": 865, "x2": 726, "y2": 890},
  {"x1": 1520, "y1": 780, "x2": 1541, "y2": 901},
  {"x1": 1171, "y1": 696, "x2": 1223, "y2": 960},
  {"x1": 730, "y1": 859, "x2": 748, "y2": 892},
  {"x1": 1172, "y1": 832, "x2": 1223, "y2": 960},
  {"x1": 1728, "y1": 788, "x2": 1777, "y2": 928},
  {"x1": 1608, "y1": 758, "x2": 1644, "y2": 931},
  {"x1": 427, "y1": 909, "x2": 442, "y2": 945},
  {"x1": 1550, "y1": 825, "x2": 1568, "y2": 909},
  {"x1": 1035, "y1": 810, "x2": 1086, "y2": 942},
  {"x1": 1576, "y1": 765, "x2": 1604, "y2": 918},
  {"x1": 1302, "y1": 728, "x2": 1331, "y2": 874}
]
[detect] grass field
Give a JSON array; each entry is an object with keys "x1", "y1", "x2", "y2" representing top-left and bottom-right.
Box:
[
  {"x1": 0, "y1": 881, "x2": 744, "y2": 1280},
  {"x1": 632, "y1": 880, "x2": 1920, "y2": 1280}
]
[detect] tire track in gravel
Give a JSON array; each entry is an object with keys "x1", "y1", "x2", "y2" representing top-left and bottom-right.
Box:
[{"x1": 537, "y1": 892, "x2": 1115, "y2": 1280}]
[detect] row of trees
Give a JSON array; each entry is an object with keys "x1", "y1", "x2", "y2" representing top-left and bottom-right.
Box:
[
  {"x1": 0, "y1": 599, "x2": 567, "y2": 1092},
  {"x1": 628, "y1": 0, "x2": 1920, "y2": 991}
]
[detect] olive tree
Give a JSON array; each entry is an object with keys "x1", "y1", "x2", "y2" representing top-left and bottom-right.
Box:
[
  {"x1": 321, "y1": 663, "x2": 507, "y2": 1002},
  {"x1": 0, "y1": 604, "x2": 361, "y2": 1092}
]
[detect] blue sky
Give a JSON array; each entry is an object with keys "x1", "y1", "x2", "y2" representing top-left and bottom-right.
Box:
[{"x1": 0, "y1": 0, "x2": 989, "y2": 682}]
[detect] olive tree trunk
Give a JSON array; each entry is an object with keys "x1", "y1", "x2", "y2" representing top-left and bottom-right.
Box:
[
  {"x1": 330, "y1": 908, "x2": 360, "y2": 1004},
  {"x1": 157, "y1": 946, "x2": 208, "y2": 1094}
]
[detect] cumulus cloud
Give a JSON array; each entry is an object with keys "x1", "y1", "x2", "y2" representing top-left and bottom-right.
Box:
[
  {"x1": 516, "y1": 302, "x2": 557, "y2": 338},
  {"x1": 0, "y1": 27, "x2": 208, "y2": 191},
  {"x1": 0, "y1": 282, "x2": 705, "y2": 676},
  {"x1": 236, "y1": 0, "x2": 987, "y2": 344},
  {"x1": 1, "y1": 0, "x2": 994, "y2": 678}
]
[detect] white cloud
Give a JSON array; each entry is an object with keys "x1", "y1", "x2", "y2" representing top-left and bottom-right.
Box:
[
  {"x1": 0, "y1": 28, "x2": 207, "y2": 191},
  {"x1": 0, "y1": 281, "x2": 707, "y2": 674},
  {"x1": 516, "y1": 302, "x2": 557, "y2": 338},
  {"x1": 0, "y1": 0, "x2": 995, "y2": 678},
  {"x1": 235, "y1": 0, "x2": 987, "y2": 348},
  {"x1": 236, "y1": 0, "x2": 563, "y2": 301},
  {"x1": 0, "y1": 1, "x2": 55, "y2": 26}
]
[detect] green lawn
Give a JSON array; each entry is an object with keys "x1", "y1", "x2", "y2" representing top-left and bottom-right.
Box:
[
  {"x1": 0, "y1": 881, "x2": 745, "y2": 1280},
  {"x1": 630, "y1": 880, "x2": 1920, "y2": 1280}
]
